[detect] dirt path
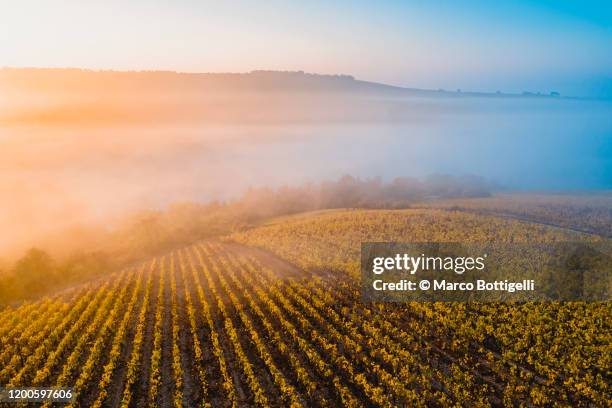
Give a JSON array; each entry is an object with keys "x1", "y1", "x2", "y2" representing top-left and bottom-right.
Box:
[
  {"x1": 221, "y1": 240, "x2": 306, "y2": 278},
  {"x1": 216, "y1": 244, "x2": 337, "y2": 407},
  {"x1": 159, "y1": 256, "x2": 175, "y2": 408},
  {"x1": 134, "y1": 262, "x2": 160, "y2": 407},
  {"x1": 174, "y1": 252, "x2": 198, "y2": 406},
  {"x1": 443, "y1": 207, "x2": 611, "y2": 238}
]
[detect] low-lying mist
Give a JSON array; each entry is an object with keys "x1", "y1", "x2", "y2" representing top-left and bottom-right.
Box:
[{"x1": 1, "y1": 69, "x2": 611, "y2": 260}]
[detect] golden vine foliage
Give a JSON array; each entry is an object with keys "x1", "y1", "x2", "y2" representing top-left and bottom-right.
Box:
[
  {"x1": 232, "y1": 208, "x2": 611, "y2": 406},
  {"x1": 0, "y1": 208, "x2": 607, "y2": 407}
]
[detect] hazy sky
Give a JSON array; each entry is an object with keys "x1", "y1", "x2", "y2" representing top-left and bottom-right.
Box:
[{"x1": 1, "y1": 0, "x2": 611, "y2": 97}]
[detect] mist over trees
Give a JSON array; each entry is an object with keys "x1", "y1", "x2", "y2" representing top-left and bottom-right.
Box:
[
  {"x1": 0, "y1": 249, "x2": 110, "y2": 305},
  {"x1": 101, "y1": 173, "x2": 493, "y2": 260},
  {"x1": 238, "y1": 174, "x2": 492, "y2": 219},
  {"x1": 0, "y1": 174, "x2": 490, "y2": 305}
]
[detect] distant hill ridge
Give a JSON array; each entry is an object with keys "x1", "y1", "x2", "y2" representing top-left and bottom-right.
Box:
[
  {"x1": 0, "y1": 67, "x2": 568, "y2": 98},
  {"x1": 0, "y1": 67, "x2": 396, "y2": 94}
]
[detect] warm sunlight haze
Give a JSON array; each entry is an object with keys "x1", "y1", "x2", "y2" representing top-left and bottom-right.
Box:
[{"x1": 0, "y1": 2, "x2": 610, "y2": 407}]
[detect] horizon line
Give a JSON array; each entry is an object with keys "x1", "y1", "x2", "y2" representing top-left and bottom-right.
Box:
[{"x1": 1, "y1": 66, "x2": 604, "y2": 101}]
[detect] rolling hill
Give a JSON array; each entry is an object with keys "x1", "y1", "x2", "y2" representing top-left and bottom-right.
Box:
[{"x1": 0, "y1": 209, "x2": 609, "y2": 406}]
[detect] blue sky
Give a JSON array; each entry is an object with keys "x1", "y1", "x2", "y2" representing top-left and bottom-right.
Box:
[{"x1": 1, "y1": 0, "x2": 610, "y2": 97}]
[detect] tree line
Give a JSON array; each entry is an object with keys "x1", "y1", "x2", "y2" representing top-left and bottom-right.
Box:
[{"x1": 0, "y1": 174, "x2": 491, "y2": 305}]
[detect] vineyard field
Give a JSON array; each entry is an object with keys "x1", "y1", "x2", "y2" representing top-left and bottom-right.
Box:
[
  {"x1": 0, "y1": 209, "x2": 610, "y2": 407},
  {"x1": 414, "y1": 193, "x2": 612, "y2": 237},
  {"x1": 232, "y1": 208, "x2": 611, "y2": 406}
]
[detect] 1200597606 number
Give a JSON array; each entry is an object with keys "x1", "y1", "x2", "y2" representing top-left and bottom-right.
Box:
[{"x1": 0, "y1": 387, "x2": 74, "y2": 403}]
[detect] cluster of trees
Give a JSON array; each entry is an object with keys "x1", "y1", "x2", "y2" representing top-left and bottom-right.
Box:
[
  {"x1": 238, "y1": 174, "x2": 492, "y2": 219},
  {"x1": 0, "y1": 249, "x2": 110, "y2": 304},
  {"x1": 96, "y1": 174, "x2": 493, "y2": 260},
  {"x1": 0, "y1": 174, "x2": 491, "y2": 306}
]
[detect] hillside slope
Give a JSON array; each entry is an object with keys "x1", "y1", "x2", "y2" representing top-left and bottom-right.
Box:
[
  {"x1": 0, "y1": 210, "x2": 609, "y2": 406},
  {"x1": 231, "y1": 208, "x2": 610, "y2": 405},
  {"x1": 231, "y1": 208, "x2": 600, "y2": 277}
]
